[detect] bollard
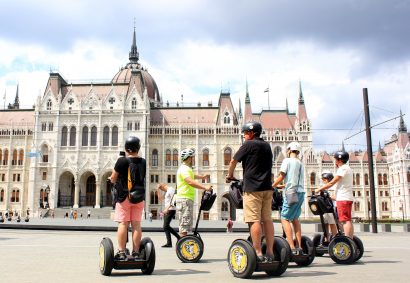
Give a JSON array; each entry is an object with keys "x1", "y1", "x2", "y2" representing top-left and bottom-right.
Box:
[
  {"x1": 381, "y1": 223, "x2": 391, "y2": 232},
  {"x1": 315, "y1": 223, "x2": 323, "y2": 232},
  {"x1": 404, "y1": 223, "x2": 410, "y2": 232},
  {"x1": 359, "y1": 223, "x2": 370, "y2": 232}
]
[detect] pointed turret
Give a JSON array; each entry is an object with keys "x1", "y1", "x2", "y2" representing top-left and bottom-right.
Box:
[
  {"x1": 14, "y1": 83, "x2": 20, "y2": 109},
  {"x1": 397, "y1": 110, "x2": 409, "y2": 149},
  {"x1": 238, "y1": 98, "x2": 243, "y2": 119},
  {"x1": 297, "y1": 80, "x2": 308, "y2": 122},
  {"x1": 244, "y1": 80, "x2": 253, "y2": 122},
  {"x1": 129, "y1": 27, "x2": 139, "y2": 63},
  {"x1": 399, "y1": 109, "x2": 407, "y2": 133}
]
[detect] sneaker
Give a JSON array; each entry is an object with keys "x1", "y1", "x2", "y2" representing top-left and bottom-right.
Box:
[
  {"x1": 265, "y1": 255, "x2": 274, "y2": 263},
  {"x1": 161, "y1": 243, "x2": 172, "y2": 248},
  {"x1": 115, "y1": 250, "x2": 127, "y2": 261},
  {"x1": 132, "y1": 251, "x2": 141, "y2": 260},
  {"x1": 257, "y1": 255, "x2": 266, "y2": 262},
  {"x1": 296, "y1": 247, "x2": 305, "y2": 255},
  {"x1": 291, "y1": 249, "x2": 300, "y2": 256}
]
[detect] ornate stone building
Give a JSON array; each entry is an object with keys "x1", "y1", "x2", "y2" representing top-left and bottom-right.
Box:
[{"x1": 0, "y1": 31, "x2": 409, "y2": 221}]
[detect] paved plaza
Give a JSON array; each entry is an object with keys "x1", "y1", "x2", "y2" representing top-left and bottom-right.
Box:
[{"x1": 1, "y1": 220, "x2": 409, "y2": 283}]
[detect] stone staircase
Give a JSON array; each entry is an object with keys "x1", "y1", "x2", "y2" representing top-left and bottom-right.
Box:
[{"x1": 51, "y1": 207, "x2": 113, "y2": 219}]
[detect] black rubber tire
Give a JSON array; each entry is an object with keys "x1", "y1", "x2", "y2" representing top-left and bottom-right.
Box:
[
  {"x1": 295, "y1": 236, "x2": 315, "y2": 266},
  {"x1": 176, "y1": 235, "x2": 204, "y2": 263},
  {"x1": 312, "y1": 233, "x2": 325, "y2": 256},
  {"x1": 352, "y1": 236, "x2": 364, "y2": 262},
  {"x1": 140, "y1": 237, "x2": 156, "y2": 274},
  {"x1": 328, "y1": 236, "x2": 357, "y2": 264},
  {"x1": 99, "y1": 238, "x2": 114, "y2": 276},
  {"x1": 264, "y1": 236, "x2": 290, "y2": 276},
  {"x1": 227, "y1": 239, "x2": 257, "y2": 278}
]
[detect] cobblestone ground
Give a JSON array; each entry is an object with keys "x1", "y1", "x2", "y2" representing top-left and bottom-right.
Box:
[{"x1": 0, "y1": 228, "x2": 409, "y2": 283}]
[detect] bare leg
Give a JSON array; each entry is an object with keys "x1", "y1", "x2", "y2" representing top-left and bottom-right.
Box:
[
  {"x1": 329, "y1": 224, "x2": 338, "y2": 236},
  {"x1": 117, "y1": 221, "x2": 129, "y2": 251},
  {"x1": 131, "y1": 220, "x2": 142, "y2": 252},
  {"x1": 343, "y1": 220, "x2": 354, "y2": 239},
  {"x1": 263, "y1": 221, "x2": 274, "y2": 256},
  {"x1": 249, "y1": 222, "x2": 263, "y2": 256},
  {"x1": 281, "y1": 219, "x2": 295, "y2": 249},
  {"x1": 292, "y1": 219, "x2": 302, "y2": 248}
]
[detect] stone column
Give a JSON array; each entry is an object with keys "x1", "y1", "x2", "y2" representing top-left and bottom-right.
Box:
[
  {"x1": 73, "y1": 180, "x2": 79, "y2": 208},
  {"x1": 95, "y1": 176, "x2": 101, "y2": 208}
]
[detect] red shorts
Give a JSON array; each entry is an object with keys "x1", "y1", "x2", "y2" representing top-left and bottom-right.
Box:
[
  {"x1": 114, "y1": 198, "x2": 144, "y2": 223},
  {"x1": 337, "y1": 201, "x2": 353, "y2": 222}
]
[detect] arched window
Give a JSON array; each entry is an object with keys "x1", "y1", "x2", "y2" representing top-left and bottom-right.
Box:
[
  {"x1": 224, "y1": 147, "x2": 232, "y2": 166},
  {"x1": 0, "y1": 189, "x2": 4, "y2": 202},
  {"x1": 165, "y1": 149, "x2": 171, "y2": 166},
  {"x1": 365, "y1": 173, "x2": 369, "y2": 186},
  {"x1": 0, "y1": 149, "x2": 2, "y2": 164},
  {"x1": 41, "y1": 145, "x2": 49, "y2": 163},
  {"x1": 152, "y1": 149, "x2": 158, "y2": 167},
  {"x1": 407, "y1": 168, "x2": 410, "y2": 183},
  {"x1": 82, "y1": 126, "x2": 89, "y2": 146},
  {"x1": 103, "y1": 126, "x2": 109, "y2": 146},
  {"x1": 90, "y1": 126, "x2": 97, "y2": 146},
  {"x1": 356, "y1": 173, "x2": 360, "y2": 186},
  {"x1": 46, "y1": 99, "x2": 52, "y2": 110},
  {"x1": 150, "y1": 191, "x2": 159, "y2": 204},
  {"x1": 11, "y1": 190, "x2": 16, "y2": 202},
  {"x1": 221, "y1": 201, "x2": 229, "y2": 211},
  {"x1": 69, "y1": 126, "x2": 76, "y2": 146},
  {"x1": 3, "y1": 150, "x2": 8, "y2": 165},
  {"x1": 378, "y1": 173, "x2": 382, "y2": 185},
  {"x1": 383, "y1": 173, "x2": 388, "y2": 185},
  {"x1": 310, "y1": 172, "x2": 316, "y2": 186},
  {"x1": 273, "y1": 146, "x2": 281, "y2": 161},
  {"x1": 16, "y1": 190, "x2": 20, "y2": 202},
  {"x1": 173, "y1": 149, "x2": 178, "y2": 166},
  {"x1": 131, "y1": 97, "x2": 137, "y2": 110},
  {"x1": 61, "y1": 126, "x2": 68, "y2": 146},
  {"x1": 12, "y1": 149, "x2": 18, "y2": 165},
  {"x1": 203, "y1": 149, "x2": 209, "y2": 166},
  {"x1": 112, "y1": 126, "x2": 118, "y2": 146},
  {"x1": 18, "y1": 149, "x2": 24, "y2": 165},
  {"x1": 224, "y1": 112, "x2": 230, "y2": 124}
]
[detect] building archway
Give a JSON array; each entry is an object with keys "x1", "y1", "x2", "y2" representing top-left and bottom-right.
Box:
[
  {"x1": 79, "y1": 172, "x2": 96, "y2": 207},
  {"x1": 58, "y1": 171, "x2": 75, "y2": 207},
  {"x1": 222, "y1": 191, "x2": 237, "y2": 221},
  {"x1": 101, "y1": 171, "x2": 113, "y2": 208}
]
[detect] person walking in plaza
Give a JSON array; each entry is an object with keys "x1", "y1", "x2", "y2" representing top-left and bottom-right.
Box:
[
  {"x1": 316, "y1": 151, "x2": 354, "y2": 239},
  {"x1": 272, "y1": 142, "x2": 305, "y2": 255},
  {"x1": 109, "y1": 136, "x2": 146, "y2": 260},
  {"x1": 87, "y1": 208, "x2": 91, "y2": 219},
  {"x1": 157, "y1": 183, "x2": 180, "y2": 247},
  {"x1": 227, "y1": 218, "x2": 233, "y2": 233},
  {"x1": 176, "y1": 148, "x2": 212, "y2": 238},
  {"x1": 226, "y1": 121, "x2": 275, "y2": 262}
]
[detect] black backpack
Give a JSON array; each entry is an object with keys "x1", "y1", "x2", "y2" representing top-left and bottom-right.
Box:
[
  {"x1": 127, "y1": 157, "x2": 146, "y2": 204},
  {"x1": 200, "y1": 189, "x2": 217, "y2": 211},
  {"x1": 272, "y1": 187, "x2": 283, "y2": 211},
  {"x1": 229, "y1": 180, "x2": 244, "y2": 209}
]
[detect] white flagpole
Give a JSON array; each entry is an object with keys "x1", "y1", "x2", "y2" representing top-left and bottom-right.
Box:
[{"x1": 264, "y1": 87, "x2": 270, "y2": 110}]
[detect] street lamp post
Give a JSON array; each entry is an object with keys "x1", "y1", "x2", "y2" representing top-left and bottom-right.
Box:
[{"x1": 401, "y1": 200, "x2": 405, "y2": 223}]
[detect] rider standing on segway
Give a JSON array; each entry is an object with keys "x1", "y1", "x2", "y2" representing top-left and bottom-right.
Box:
[
  {"x1": 316, "y1": 151, "x2": 354, "y2": 239},
  {"x1": 272, "y1": 142, "x2": 305, "y2": 256},
  {"x1": 226, "y1": 121, "x2": 275, "y2": 262},
  {"x1": 109, "y1": 136, "x2": 146, "y2": 260},
  {"x1": 176, "y1": 148, "x2": 212, "y2": 237}
]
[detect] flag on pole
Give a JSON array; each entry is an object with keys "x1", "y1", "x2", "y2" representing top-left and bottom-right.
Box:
[{"x1": 264, "y1": 87, "x2": 269, "y2": 93}]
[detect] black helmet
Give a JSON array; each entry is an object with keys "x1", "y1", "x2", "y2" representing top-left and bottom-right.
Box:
[
  {"x1": 321, "y1": 171, "x2": 334, "y2": 181},
  {"x1": 125, "y1": 136, "x2": 141, "y2": 153},
  {"x1": 334, "y1": 151, "x2": 349, "y2": 163},
  {"x1": 242, "y1": 121, "x2": 262, "y2": 136}
]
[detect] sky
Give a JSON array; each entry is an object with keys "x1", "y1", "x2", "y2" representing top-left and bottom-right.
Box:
[{"x1": 0, "y1": 0, "x2": 409, "y2": 153}]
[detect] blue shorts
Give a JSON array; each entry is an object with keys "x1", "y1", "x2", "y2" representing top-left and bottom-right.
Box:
[{"x1": 281, "y1": 192, "x2": 305, "y2": 221}]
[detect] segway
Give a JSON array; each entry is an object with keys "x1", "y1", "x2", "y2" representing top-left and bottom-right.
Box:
[
  {"x1": 99, "y1": 228, "x2": 156, "y2": 276},
  {"x1": 175, "y1": 188, "x2": 216, "y2": 263},
  {"x1": 227, "y1": 179, "x2": 290, "y2": 278},
  {"x1": 273, "y1": 188, "x2": 315, "y2": 267},
  {"x1": 309, "y1": 191, "x2": 364, "y2": 264}
]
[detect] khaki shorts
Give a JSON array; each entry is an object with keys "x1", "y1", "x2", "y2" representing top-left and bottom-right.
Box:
[
  {"x1": 176, "y1": 198, "x2": 194, "y2": 233},
  {"x1": 243, "y1": 190, "x2": 273, "y2": 223},
  {"x1": 323, "y1": 213, "x2": 336, "y2": 224}
]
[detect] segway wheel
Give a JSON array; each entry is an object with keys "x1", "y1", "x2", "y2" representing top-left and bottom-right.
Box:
[
  {"x1": 140, "y1": 237, "x2": 156, "y2": 275},
  {"x1": 264, "y1": 236, "x2": 290, "y2": 276},
  {"x1": 312, "y1": 233, "x2": 325, "y2": 256},
  {"x1": 295, "y1": 236, "x2": 315, "y2": 266},
  {"x1": 176, "y1": 235, "x2": 204, "y2": 263},
  {"x1": 328, "y1": 236, "x2": 356, "y2": 264},
  {"x1": 353, "y1": 236, "x2": 364, "y2": 262},
  {"x1": 227, "y1": 239, "x2": 257, "y2": 278},
  {"x1": 99, "y1": 238, "x2": 114, "y2": 276}
]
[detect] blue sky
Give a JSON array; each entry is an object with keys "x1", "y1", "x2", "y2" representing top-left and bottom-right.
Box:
[{"x1": 0, "y1": 0, "x2": 409, "y2": 152}]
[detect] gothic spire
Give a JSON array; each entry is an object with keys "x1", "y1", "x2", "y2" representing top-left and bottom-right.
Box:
[
  {"x1": 245, "y1": 79, "x2": 250, "y2": 103},
  {"x1": 399, "y1": 109, "x2": 407, "y2": 132},
  {"x1": 14, "y1": 83, "x2": 20, "y2": 108},
  {"x1": 238, "y1": 98, "x2": 242, "y2": 119},
  {"x1": 129, "y1": 26, "x2": 139, "y2": 63},
  {"x1": 298, "y1": 80, "x2": 304, "y2": 104}
]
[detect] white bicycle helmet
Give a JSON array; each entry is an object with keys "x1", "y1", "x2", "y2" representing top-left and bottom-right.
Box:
[
  {"x1": 287, "y1": 142, "x2": 301, "y2": 153},
  {"x1": 180, "y1": 148, "x2": 195, "y2": 161}
]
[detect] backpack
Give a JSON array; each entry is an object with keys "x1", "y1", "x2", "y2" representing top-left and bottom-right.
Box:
[
  {"x1": 272, "y1": 187, "x2": 283, "y2": 211},
  {"x1": 127, "y1": 157, "x2": 146, "y2": 204},
  {"x1": 229, "y1": 180, "x2": 243, "y2": 209},
  {"x1": 200, "y1": 189, "x2": 217, "y2": 211}
]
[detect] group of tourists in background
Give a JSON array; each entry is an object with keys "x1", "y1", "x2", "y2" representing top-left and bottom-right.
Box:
[{"x1": 108, "y1": 120, "x2": 354, "y2": 261}]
